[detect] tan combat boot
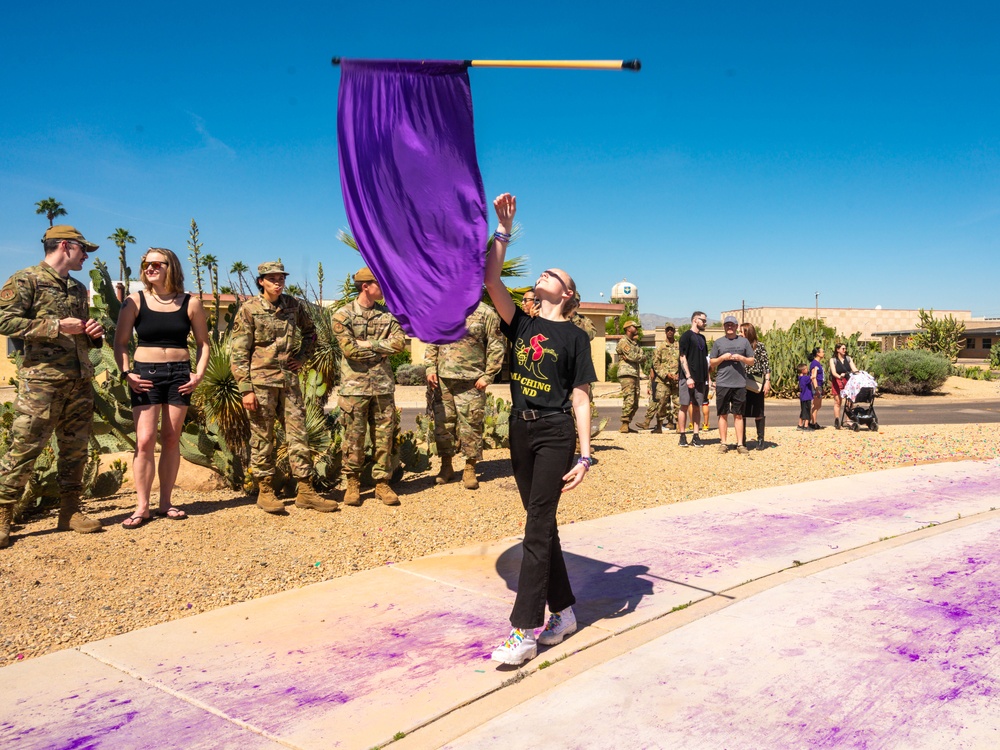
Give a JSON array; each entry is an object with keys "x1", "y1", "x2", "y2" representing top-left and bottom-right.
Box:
[
  {"x1": 293, "y1": 480, "x2": 339, "y2": 513},
  {"x1": 375, "y1": 481, "x2": 400, "y2": 506},
  {"x1": 256, "y1": 476, "x2": 285, "y2": 514},
  {"x1": 463, "y1": 459, "x2": 479, "y2": 490},
  {"x1": 0, "y1": 504, "x2": 13, "y2": 549},
  {"x1": 343, "y1": 475, "x2": 362, "y2": 507},
  {"x1": 620, "y1": 421, "x2": 631, "y2": 434},
  {"x1": 57, "y1": 496, "x2": 101, "y2": 534},
  {"x1": 651, "y1": 421, "x2": 663, "y2": 434},
  {"x1": 435, "y1": 455, "x2": 454, "y2": 485},
  {"x1": 639, "y1": 417, "x2": 650, "y2": 430}
]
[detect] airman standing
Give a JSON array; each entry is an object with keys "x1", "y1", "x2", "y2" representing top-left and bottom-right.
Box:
[
  {"x1": 0, "y1": 226, "x2": 105, "y2": 547},
  {"x1": 425, "y1": 301, "x2": 504, "y2": 489},
  {"x1": 231, "y1": 261, "x2": 338, "y2": 514},
  {"x1": 616, "y1": 320, "x2": 644, "y2": 433},
  {"x1": 331, "y1": 267, "x2": 405, "y2": 506},
  {"x1": 641, "y1": 324, "x2": 680, "y2": 432}
]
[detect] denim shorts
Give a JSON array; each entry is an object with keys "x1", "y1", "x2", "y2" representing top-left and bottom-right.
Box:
[{"x1": 130, "y1": 360, "x2": 192, "y2": 407}]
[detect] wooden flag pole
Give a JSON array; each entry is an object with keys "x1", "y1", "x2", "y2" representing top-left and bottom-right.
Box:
[
  {"x1": 331, "y1": 57, "x2": 641, "y2": 72},
  {"x1": 467, "y1": 59, "x2": 640, "y2": 71}
]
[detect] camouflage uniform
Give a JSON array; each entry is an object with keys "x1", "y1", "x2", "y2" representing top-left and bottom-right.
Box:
[
  {"x1": 0, "y1": 261, "x2": 102, "y2": 509},
  {"x1": 424, "y1": 302, "x2": 504, "y2": 461},
  {"x1": 644, "y1": 339, "x2": 680, "y2": 428},
  {"x1": 230, "y1": 291, "x2": 317, "y2": 480},
  {"x1": 331, "y1": 299, "x2": 405, "y2": 481},
  {"x1": 616, "y1": 334, "x2": 645, "y2": 424}
]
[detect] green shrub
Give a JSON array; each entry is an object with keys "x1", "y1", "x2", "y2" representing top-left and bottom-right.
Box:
[
  {"x1": 869, "y1": 349, "x2": 949, "y2": 395},
  {"x1": 395, "y1": 364, "x2": 427, "y2": 385},
  {"x1": 389, "y1": 349, "x2": 411, "y2": 373},
  {"x1": 951, "y1": 364, "x2": 995, "y2": 381},
  {"x1": 607, "y1": 363, "x2": 619, "y2": 383},
  {"x1": 991, "y1": 347, "x2": 1000, "y2": 370}
]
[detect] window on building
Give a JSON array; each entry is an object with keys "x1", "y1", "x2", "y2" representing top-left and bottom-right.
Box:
[
  {"x1": 984, "y1": 338, "x2": 992, "y2": 350},
  {"x1": 966, "y1": 338, "x2": 976, "y2": 349}
]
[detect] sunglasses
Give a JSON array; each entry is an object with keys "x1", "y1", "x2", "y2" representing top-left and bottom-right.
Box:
[
  {"x1": 540, "y1": 270, "x2": 569, "y2": 293},
  {"x1": 142, "y1": 261, "x2": 168, "y2": 271}
]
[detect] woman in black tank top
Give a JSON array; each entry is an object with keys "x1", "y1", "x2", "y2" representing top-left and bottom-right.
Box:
[{"x1": 113, "y1": 248, "x2": 211, "y2": 528}]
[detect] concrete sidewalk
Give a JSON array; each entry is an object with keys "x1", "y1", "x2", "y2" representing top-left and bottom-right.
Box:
[{"x1": 3, "y1": 460, "x2": 1000, "y2": 749}]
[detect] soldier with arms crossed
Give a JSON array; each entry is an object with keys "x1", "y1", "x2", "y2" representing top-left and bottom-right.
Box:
[{"x1": 331, "y1": 267, "x2": 406, "y2": 507}]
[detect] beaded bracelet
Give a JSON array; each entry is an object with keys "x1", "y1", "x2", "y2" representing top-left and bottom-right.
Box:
[
  {"x1": 577, "y1": 456, "x2": 593, "y2": 469},
  {"x1": 493, "y1": 231, "x2": 512, "y2": 243}
]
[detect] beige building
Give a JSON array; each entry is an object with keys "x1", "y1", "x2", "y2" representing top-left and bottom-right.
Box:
[{"x1": 721, "y1": 306, "x2": 974, "y2": 342}]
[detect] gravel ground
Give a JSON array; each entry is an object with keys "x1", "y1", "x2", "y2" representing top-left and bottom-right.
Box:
[{"x1": 2, "y1": 380, "x2": 999, "y2": 667}]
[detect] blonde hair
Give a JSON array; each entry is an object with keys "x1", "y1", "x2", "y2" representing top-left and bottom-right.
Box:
[{"x1": 140, "y1": 248, "x2": 185, "y2": 294}]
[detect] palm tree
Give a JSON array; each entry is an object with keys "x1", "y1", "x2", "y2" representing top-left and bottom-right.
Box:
[
  {"x1": 229, "y1": 261, "x2": 250, "y2": 298},
  {"x1": 201, "y1": 254, "x2": 220, "y2": 333},
  {"x1": 108, "y1": 228, "x2": 136, "y2": 283},
  {"x1": 35, "y1": 198, "x2": 67, "y2": 226},
  {"x1": 286, "y1": 283, "x2": 305, "y2": 298}
]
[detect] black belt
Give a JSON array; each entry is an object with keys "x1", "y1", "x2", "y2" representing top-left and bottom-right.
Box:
[{"x1": 510, "y1": 406, "x2": 573, "y2": 421}]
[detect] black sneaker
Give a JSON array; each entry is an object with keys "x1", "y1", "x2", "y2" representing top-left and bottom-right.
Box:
[
  {"x1": 679, "y1": 434, "x2": 688, "y2": 448},
  {"x1": 691, "y1": 434, "x2": 704, "y2": 448}
]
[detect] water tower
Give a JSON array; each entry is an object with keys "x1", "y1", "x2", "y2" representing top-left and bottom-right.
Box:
[{"x1": 611, "y1": 278, "x2": 638, "y2": 304}]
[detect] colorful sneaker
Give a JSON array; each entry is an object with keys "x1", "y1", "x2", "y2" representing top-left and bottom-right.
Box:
[
  {"x1": 690, "y1": 434, "x2": 704, "y2": 448},
  {"x1": 537, "y1": 607, "x2": 578, "y2": 646},
  {"x1": 491, "y1": 628, "x2": 537, "y2": 665}
]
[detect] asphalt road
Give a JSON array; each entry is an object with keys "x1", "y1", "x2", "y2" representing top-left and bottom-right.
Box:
[{"x1": 399, "y1": 399, "x2": 1000, "y2": 432}]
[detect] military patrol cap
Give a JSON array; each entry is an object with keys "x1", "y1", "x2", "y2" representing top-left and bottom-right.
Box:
[
  {"x1": 622, "y1": 319, "x2": 638, "y2": 329},
  {"x1": 257, "y1": 261, "x2": 290, "y2": 277},
  {"x1": 354, "y1": 267, "x2": 377, "y2": 283},
  {"x1": 664, "y1": 324, "x2": 676, "y2": 332},
  {"x1": 43, "y1": 225, "x2": 99, "y2": 251}
]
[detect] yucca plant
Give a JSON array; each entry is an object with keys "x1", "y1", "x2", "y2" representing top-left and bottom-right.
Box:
[{"x1": 192, "y1": 332, "x2": 250, "y2": 464}]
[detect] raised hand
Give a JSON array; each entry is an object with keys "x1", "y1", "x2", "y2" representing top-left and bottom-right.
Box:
[{"x1": 493, "y1": 193, "x2": 516, "y2": 229}]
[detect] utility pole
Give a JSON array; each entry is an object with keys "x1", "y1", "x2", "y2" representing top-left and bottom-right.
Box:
[
  {"x1": 741, "y1": 299, "x2": 745, "y2": 323},
  {"x1": 815, "y1": 291, "x2": 820, "y2": 335}
]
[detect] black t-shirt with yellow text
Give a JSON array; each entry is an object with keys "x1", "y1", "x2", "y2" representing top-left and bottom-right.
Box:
[{"x1": 500, "y1": 307, "x2": 597, "y2": 411}]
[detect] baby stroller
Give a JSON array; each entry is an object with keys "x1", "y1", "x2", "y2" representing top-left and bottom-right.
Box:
[{"x1": 841, "y1": 371, "x2": 879, "y2": 431}]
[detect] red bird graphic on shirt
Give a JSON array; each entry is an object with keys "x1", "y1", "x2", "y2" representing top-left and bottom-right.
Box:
[{"x1": 515, "y1": 333, "x2": 558, "y2": 380}]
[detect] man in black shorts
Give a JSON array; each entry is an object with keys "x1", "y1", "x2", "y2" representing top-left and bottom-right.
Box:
[
  {"x1": 677, "y1": 311, "x2": 709, "y2": 447},
  {"x1": 709, "y1": 315, "x2": 755, "y2": 454}
]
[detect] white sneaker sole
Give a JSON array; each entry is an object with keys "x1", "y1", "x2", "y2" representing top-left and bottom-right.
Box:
[
  {"x1": 537, "y1": 621, "x2": 578, "y2": 646},
  {"x1": 491, "y1": 643, "x2": 537, "y2": 665}
]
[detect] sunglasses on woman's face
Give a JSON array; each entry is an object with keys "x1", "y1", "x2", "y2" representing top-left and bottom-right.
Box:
[{"x1": 142, "y1": 261, "x2": 168, "y2": 271}]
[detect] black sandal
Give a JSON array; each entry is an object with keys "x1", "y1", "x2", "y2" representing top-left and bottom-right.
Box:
[{"x1": 122, "y1": 515, "x2": 150, "y2": 530}]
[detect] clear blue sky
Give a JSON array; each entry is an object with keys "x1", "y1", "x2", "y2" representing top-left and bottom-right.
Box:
[{"x1": 2, "y1": 1, "x2": 998, "y2": 320}]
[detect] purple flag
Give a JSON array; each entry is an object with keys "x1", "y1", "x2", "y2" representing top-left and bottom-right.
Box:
[{"x1": 337, "y1": 59, "x2": 487, "y2": 344}]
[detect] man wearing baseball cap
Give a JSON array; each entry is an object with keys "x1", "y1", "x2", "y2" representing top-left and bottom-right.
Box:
[
  {"x1": 709, "y1": 315, "x2": 755, "y2": 455},
  {"x1": 0, "y1": 226, "x2": 105, "y2": 547},
  {"x1": 615, "y1": 319, "x2": 644, "y2": 433},
  {"x1": 331, "y1": 267, "x2": 406, "y2": 506},
  {"x1": 231, "y1": 261, "x2": 339, "y2": 514}
]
